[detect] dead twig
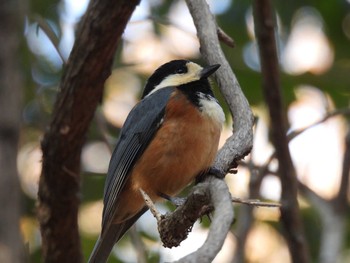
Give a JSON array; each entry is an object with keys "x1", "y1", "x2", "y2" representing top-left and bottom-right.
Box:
[
  {"x1": 231, "y1": 196, "x2": 280, "y2": 208},
  {"x1": 139, "y1": 189, "x2": 161, "y2": 221}
]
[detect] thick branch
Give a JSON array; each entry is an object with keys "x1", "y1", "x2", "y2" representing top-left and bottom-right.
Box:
[
  {"x1": 158, "y1": 181, "x2": 214, "y2": 248},
  {"x1": 37, "y1": 1, "x2": 140, "y2": 262},
  {"x1": 175, "y1": 177, "x2": 233, "y2": 263},
  {"x1": 253, "y1": 1, "x2": 310, "y2": 262},
  {"x1": 186, "y1": 0, "x2": 255, "y2": 174}
]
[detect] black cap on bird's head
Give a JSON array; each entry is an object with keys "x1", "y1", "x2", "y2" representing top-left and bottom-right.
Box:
[{"x1": 142, "y1": 60, "x2": 220, "y2": 98}]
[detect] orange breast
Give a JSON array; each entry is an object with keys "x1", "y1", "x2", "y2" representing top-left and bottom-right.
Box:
[{"x1": 113, "y1": 91, "x2": 222, "y2": 223}]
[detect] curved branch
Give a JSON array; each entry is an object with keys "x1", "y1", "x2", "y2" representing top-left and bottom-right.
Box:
[
  {"x1": 186, "y1": 0, "x2": 255, "y2": 174},
  {"x1": 175, "y1": 178, "x2": 233, "y2": 263},
  {"x1": 152, "y1": 0, "x2": 255, "y2": 261}
]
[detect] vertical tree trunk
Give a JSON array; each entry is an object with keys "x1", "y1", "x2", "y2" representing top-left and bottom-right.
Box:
[
  {"x1": 253, "y1": 1, "x2": 310, "y2": 262},
  {"x1": 0, "y1": 1, "x2": 25, "y2": 262},
  {"x1": 37, "y1": 1, "x2": 140, "y2": 262}
]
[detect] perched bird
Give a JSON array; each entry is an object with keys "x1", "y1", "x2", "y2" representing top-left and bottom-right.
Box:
[{"x1": 88, "y1": 60, "x2": 225, "y2": 263}]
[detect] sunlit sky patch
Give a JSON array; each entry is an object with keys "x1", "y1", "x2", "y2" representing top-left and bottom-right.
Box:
[{"x1": 17, "y1": 143, "x2": 42, "y2": 199}]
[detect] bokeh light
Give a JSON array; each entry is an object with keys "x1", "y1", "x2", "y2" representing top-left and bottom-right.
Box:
[
  {"x1": 81, "y1": 142, "x2": 111, "y2": 174},
  {"x1": 102, "y1": 69, "x2": 141, "y2": 127},
  {"x1": 288, "y1": 85, "x2": 345, "y2": 198},
  {"x1": 25, "y1": 21, "x2": 63, "y2": 69},
  {"x1": 246, "y1": 223, "x2": 291, "y2": 263},
  {"x1": 282, "y1": 7, "x2": 334, "y2": 75},
  {"x1": 79, "y1": 201, "x2": 103, "y2": 236},
  {"x1": 17, "y1": 143, "x2": 42, "y2": 199}
]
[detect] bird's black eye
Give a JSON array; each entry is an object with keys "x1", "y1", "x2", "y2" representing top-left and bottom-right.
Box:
[{"x1": 175, "y1": 67, "x2": 186, "y2": 74}]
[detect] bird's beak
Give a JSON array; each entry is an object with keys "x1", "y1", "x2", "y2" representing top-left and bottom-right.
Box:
[{"x1": 199, "y1": 64, "x2": 221, "y2": 79}]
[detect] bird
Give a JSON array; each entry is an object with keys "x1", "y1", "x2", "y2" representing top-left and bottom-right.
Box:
[{"x1": 88, "y1": 59, "x2": 225, "y2": 263}]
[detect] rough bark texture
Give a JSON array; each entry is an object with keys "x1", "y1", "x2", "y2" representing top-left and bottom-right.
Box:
[
  {"x1": 159, "y1": 181, "x2": 214, "y2": 248},
  {"x1": 175, "y1": 177, "x2": 234, "y2": 263},
  {"x1": 37, "y1": 1, "x2": 140, "y2": 262},
  {"x1": 0, "y1": 1, "x2": 25, "y2": 263},
  {"x1": 253, "y1": 1, "x2": 310, "y2": 262}
]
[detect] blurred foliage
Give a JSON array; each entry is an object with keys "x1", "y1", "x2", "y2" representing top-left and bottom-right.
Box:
[{"x1": 20, "y1": 0, "x2": 350, "y2": 262}]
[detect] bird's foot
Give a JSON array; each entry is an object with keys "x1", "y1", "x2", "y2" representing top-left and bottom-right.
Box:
[
  {"x1": 195, "y1": 167, "x2": 226, "y2": 184},
  {"x1": 208, "y1": 167, "x2": 226, "y2": 179},
  {"x1": 158, "y1": 192, "x2": 187, "y2": 207}
]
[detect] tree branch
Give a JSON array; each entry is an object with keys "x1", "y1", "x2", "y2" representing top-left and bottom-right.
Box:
[
  {"x1": 253, "y1": 1, "x2": 310, "y2": 262},
  {"x1": 144, "y1": 0, "x2": 254, "y2": 261},
  {"x1": 298, "y1": 179, "x2": 347, "y2": 263},
  {"x1": 232, "y1": 163, "x2": 265, "y2": 263},
  {"x1": 186, "y1": 0, "x2": 255, "y2": 174},
  {"x1": 139, "y1": 178, "x2": 233, "y2": 262},
  {"x1": 260, "y1": 107, "x2": 350, "y2": 174},
  {"x1": 37, "y1": 1, "x2": 140, "y2": 262},
  {"x1": 175, "y1": 177, "x2": 233, "y2": 263},
  {"x1": 158, "y1": 182, "x2": 214, "y2": 249}
]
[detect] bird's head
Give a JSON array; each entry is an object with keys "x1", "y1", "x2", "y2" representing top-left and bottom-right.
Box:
[{"x1": 142, "y1": 60, "x2": 220, "y2": 98}]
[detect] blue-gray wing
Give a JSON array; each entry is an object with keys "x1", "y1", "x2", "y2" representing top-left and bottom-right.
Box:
[{"x1": 101, "y1": 87, "x2": 174, "y2": 230}]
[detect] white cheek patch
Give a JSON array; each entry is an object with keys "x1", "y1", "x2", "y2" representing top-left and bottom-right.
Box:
[
  {"x1": 198, "y1": 93, "x2": 225, "y2": 125},
  {"x1": 146, "y1": 62, "x2": 203, "y2": 98}
]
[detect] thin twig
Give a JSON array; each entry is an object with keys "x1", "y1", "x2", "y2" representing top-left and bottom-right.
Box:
[
  {"x1": 32, "y1": 15, "x2": 66, "y2": 64},
  {"x1": 287, "y1": 108, "x2": 350, "y2": 141},
  {"x1": 139, "y1": 189, "x2": 161, "y2": 221},
  {"x1": 231, "y1": 197, "x2": 280, "y2": 208},
  {"x1": 94, "y1": 110, "x2": 114, "y2": 154},
  {"x1": 217, "y1": 27, "x2": 235, "y2": 48},
  {"x1": 262, "y1": 107, "x2": 350, "y2": 172},
  {"x1": 129, "y1": 226, "x2": 147, "y2": 263},
  {"x1": 147, "y1": 15, "x2": 235, "y2": 48}
]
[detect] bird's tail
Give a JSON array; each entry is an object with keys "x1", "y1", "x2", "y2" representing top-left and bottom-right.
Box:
[
  {"x1": 88, "y1": 224, "x2": 121, "y2": 263},
  {"x1": 88, "y1": 207, "x2": 148, "y2": 263}
]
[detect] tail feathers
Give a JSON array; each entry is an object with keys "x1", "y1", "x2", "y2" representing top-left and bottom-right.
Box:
[
  {"x1": 88, "y1": 224, "x2": 121, "y2": 263},
  {"x1": 88, "y1": 207, "x2": 148, "y2": 263}
]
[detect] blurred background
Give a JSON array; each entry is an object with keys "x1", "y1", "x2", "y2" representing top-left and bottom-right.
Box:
[{"x1": 16, "y1": 0, "x2": 350, "y2": 262}]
